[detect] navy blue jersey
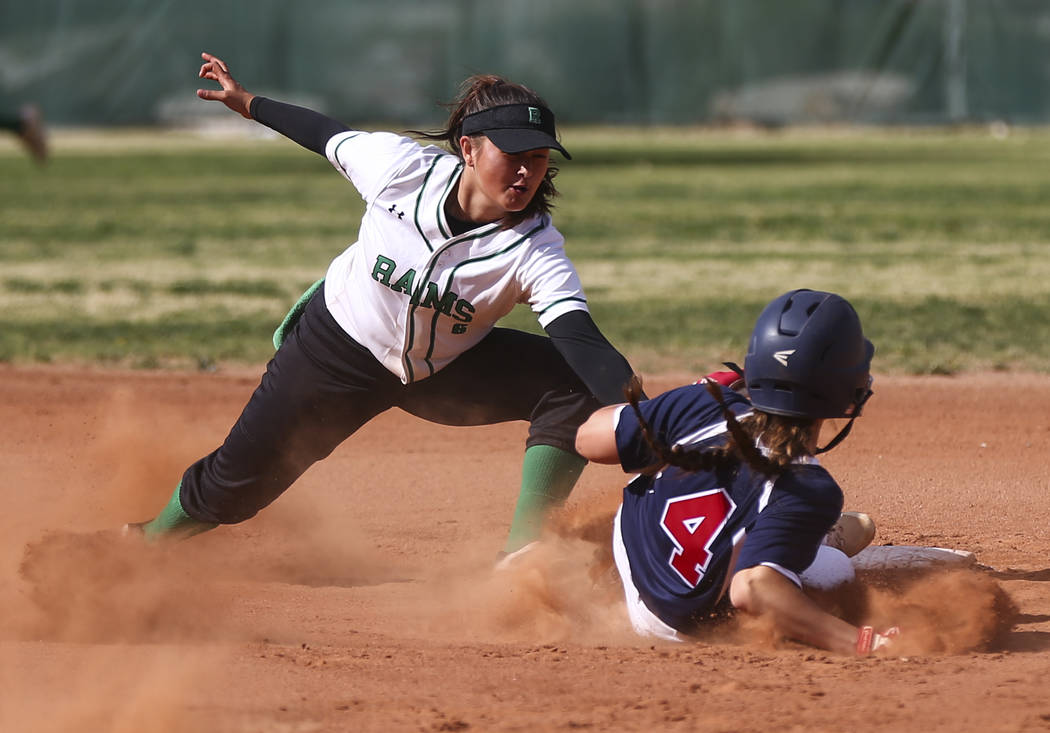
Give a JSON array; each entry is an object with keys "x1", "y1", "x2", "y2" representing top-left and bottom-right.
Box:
[{"x1": 615, "y1": 383, "x2": 844, "y2": 633}]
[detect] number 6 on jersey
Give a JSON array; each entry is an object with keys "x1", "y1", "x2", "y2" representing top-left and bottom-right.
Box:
[{"x1": 660, "y1": 489, "x2": 735, "y2": 587}]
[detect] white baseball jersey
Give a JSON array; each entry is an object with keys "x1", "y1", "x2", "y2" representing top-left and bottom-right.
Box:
[{"x1": 323, "y1": 130, "x2": 590, "y2": 383}]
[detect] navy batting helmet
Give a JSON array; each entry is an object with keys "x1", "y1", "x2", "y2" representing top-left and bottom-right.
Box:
[{"x1": 744, "y1": 289, "x2": 874, "y2": 420}]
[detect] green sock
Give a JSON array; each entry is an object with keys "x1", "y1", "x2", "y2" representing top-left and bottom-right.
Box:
[
  {"x1": 503, "y1": 445, "x2": 587, "y2": 554},
  {"x1": 142, "y1": 482, "x2": 218, "y2": 542}
]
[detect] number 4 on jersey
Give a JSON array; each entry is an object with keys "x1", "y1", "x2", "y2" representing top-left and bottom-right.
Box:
[{"x1": 660, "y1": 489, "x2": 735, "y2": 587}]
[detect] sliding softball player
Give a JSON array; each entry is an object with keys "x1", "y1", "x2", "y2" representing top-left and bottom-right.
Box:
[{"x1": 576, "y1": 290, "x2": 899, "y2": 655}]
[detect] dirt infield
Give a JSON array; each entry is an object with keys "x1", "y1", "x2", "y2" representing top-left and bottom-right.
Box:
[{"x1": 2, "y1": 365, "x2": 1049, "y2": 732}]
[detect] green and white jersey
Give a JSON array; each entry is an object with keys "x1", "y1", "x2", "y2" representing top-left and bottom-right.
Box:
[{"x1": 323, "y1": 130, "x2": 589, "y2": 383}]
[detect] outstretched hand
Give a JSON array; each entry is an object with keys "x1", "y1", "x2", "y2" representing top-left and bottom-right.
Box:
[{"x1": 196, "y1": 52, "x2": 254, "y2": 119}]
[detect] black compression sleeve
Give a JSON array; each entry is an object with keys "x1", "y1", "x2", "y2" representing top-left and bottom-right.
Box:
[
  {"x1": 249, "y1": 96, "x2": 351, "y2": 156},
  {"x1": 544, "y1": 310, "x2": 643, "y2": 406}
]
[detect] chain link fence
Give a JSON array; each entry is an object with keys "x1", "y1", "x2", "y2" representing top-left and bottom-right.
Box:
[{"x1": 1, "y1": 0, "x2": 1047, "y2": 127}]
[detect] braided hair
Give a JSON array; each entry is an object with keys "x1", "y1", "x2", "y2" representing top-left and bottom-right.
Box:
[{"x1": 624, "y1": 376, "x2": 815, "y2": 477}]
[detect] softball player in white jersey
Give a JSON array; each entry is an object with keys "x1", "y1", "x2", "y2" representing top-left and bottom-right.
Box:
[{"x1": 128, "y1": 52, "x2": 641, "y2": 555}]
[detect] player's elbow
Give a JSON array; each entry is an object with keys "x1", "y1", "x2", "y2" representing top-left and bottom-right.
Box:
[{"x1": 728, "y1": 565, "x2": 783, "y2": 614}]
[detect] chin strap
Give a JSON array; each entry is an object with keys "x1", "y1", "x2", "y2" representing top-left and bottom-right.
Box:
[
  {"x1": 814, "y1": 380, "x2": 874, "y2": 455},
  {"x1": 814, "y1": 417, "x2": 857, "y2": 455}
]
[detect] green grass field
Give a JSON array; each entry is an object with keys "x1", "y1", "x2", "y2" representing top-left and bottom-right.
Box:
[{"x1": 3, "y1": 125, "x2": 1049, "y2": 375}]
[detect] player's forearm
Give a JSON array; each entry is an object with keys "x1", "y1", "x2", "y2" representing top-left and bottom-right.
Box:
[
  {"x1": 249, "y1": 97, "x2": 350, "y2": 156},
  {"x1": 545, "y1": 311, "x2": 640, "y2": 405},
  {"x1": 729, "y1": 565, "x2": 858, "y2": 655}
]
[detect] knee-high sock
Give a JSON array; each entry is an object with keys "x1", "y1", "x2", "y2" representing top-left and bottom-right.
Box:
[
  {"x1": 143, "y1": 481, "x2": 218, "y2": 542},
  {"x1": 503, "y1": 445, "x2": 586, "y2": 554}
]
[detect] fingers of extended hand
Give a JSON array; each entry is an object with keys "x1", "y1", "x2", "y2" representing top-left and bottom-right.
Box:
[
  {"x1": 198, "y1": 61, "x2": 237, "y2": 94},
  {"x1": 195, "y1": 51, "x2": 252, "y2": 118},
  {"x1": 200, "y1": 51, "x2": 228, "y2": 73},
  {"x1": 199, "y1": 64, "x2": 229, "y2": 83}
]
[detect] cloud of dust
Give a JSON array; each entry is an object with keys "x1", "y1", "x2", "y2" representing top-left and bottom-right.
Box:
[
  {"x1": 855, "y1": 568, "x2": 1018, "y2": 655},
  {"x1": 0, "y1": 385, "x2": 189, "y2": 594},
  {"x1": 86, "y1": 384, "x2": 403, "y2": 589},
  {"x1": 13, "y1": 496, "x2": 405, "y2": 645},
  {"x1": 9, "y1": 376, "x2": 407, "y2": 644},
  {"x1": 697, "y1": 568, "x2": 1017, "y2": 656},
  {"x1": 423, "y1": 496, "x2": 640, "y2": 645},
  {"x1": 21, "y1": 384, "x2": 214, "y2": 534},
  {"x1": 427, "y1": 535, "x2": 636, "y2": 644},
  {"x1": 2, "y1": 386, "x2": 189, "y2": 644},
  {"x1": 237, "y1": 488, "x2": 403, "y2": 588}
]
